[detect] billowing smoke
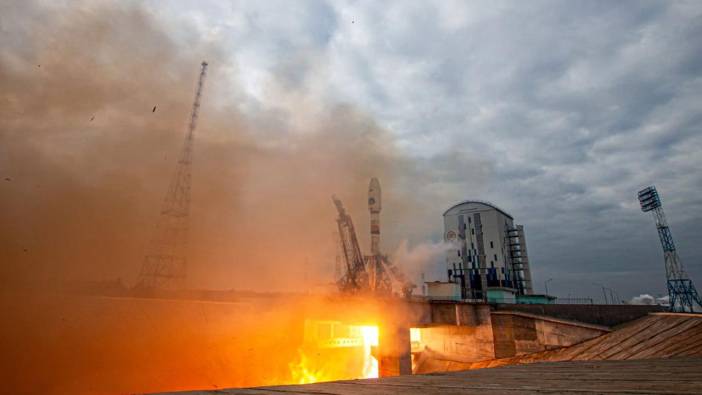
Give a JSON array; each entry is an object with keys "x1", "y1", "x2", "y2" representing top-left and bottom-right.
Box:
[
  {"x1": 628, "y1": 294, "x2": 669, "y2": 306},
  {"x1": 0, "y1": 2, "x2": 489, "y2": 393},
  {"x1": 391, "y1": 240, "x2": 454, "y2": 286},
  {"x1": 0, "y1": 1, "x2": 482, "y2": 293}
]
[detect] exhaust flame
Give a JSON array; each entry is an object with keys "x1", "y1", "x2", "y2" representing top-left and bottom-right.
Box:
[
  {"x1": 289, "y1": 349, "x2": 325, "y2": 385},
  {"x1": 360, "y1": 325, "x2": 379, "y2": 379},
  {"x1": 289, "y1": 322, "x2": 379, "y2": 384}
]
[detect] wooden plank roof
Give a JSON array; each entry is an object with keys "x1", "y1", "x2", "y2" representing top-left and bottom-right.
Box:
[{"x1": 160, "y1": 358, "x2": 702, "y2": 395}]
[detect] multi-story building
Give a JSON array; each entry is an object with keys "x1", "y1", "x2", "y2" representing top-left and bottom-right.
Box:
[{"x1": 443, "y1": 200, "x2": 533, "y2": 301}]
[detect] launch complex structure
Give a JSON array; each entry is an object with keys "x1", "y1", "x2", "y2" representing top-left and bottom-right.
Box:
[
  {"x1": 333, "y1": 178, "x2": 414, "y2": 297},
  {"x1": 127, "y1": 63, "x2": 700, "y2": 318}
]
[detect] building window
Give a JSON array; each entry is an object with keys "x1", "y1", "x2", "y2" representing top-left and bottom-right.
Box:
[
  {"x1": 494, "y1": 254, "x2": 498, "y2": 261},
  {"x1": 468, "y1": 217, "x2": 471, "y2": 223},
  {"x1": 467, "y1": 255, "x2": 472, "y2": 262},
  {"x1": 490, "y1": 261, "x2": 494, "y2": 268},
  {"x1": 471, "y1": 242, "x2": 474, "y2": 249},
  {"x1": 457, "y1": 250, "x2": 461, "y2": 257},
  {"x1": 490, "y1": 241, "x2": 494, "y2": 248},
  {"x1": 471, "y1": 228, "x2": 475, "y2": 235}
]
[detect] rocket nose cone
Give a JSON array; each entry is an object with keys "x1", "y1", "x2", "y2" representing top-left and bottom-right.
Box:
[
  {"x1": 368, "y1": 177, "x2": 381, "y2": 211},
  {"x1": 369, "y1": 178, "x2": 381, "y2": 195},
  {"x1": 369, "y1": 177, "x2": 380, "y2": 189}
]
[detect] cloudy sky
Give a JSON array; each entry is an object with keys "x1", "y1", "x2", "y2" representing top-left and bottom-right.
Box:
[{"x1": 2, "y1": 0, "x2": 701, "y2": 301}]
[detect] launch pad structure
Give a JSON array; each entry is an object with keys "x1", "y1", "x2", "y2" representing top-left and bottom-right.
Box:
[{"x1": 333, "y1": 178, "x2": 414, "y2": 297}]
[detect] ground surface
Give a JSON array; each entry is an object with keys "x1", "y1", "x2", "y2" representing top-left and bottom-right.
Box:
[{"x1": 157, "y1": 357, "x2": 702, "y2": 395}]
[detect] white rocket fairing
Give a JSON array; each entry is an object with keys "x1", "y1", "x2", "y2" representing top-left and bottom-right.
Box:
[{"x1": 368, "y1": 177, "x2": 382, "y2": 256}]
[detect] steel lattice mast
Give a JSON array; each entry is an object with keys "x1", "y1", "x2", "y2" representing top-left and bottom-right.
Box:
[
  {"x1": 332, "y1": 195, "x2": 368, "y2": 293},
  {"x1": 138, "y1": 61, "x2": 208, "y2": 289},
  {"x1": 638, "y1": 186, "x2": 702, "y2": 312}
]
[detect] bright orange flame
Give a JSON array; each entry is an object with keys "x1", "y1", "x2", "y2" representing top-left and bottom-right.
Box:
[
  {"x1": 410, "y1": 327, "x2": 422, "y2": 372},
  {"x1": 360, "y1": 325, "x2": 379, "y2": 346},
  {"x1": 359, "y1": 325, "x2": 379, "y2": 379},
  {"x1": 289, "y1": 323, "x2": 379, "y2": 384},
  {"x1": 289, "y1": 349, "x2": 326, "y2": 384},
  {"x1": 410, "y1": 327, "x2": 420, "y2": 343}
]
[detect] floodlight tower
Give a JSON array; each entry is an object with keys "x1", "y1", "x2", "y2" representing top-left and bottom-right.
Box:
[{"x1": 638, "y1": 186, "x2": 702, "y2": 312}]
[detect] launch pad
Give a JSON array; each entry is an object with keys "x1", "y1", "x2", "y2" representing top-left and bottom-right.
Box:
[{"x1": 333, "y1": 178, "x2": 415, "y2": 297}]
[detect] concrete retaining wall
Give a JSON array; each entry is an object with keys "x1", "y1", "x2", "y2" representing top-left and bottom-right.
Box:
[
  {"x1": 493, "y1": 303, "x2": 665, "y2": 327},
  {"x1": 414, "y1": 302, "x2": 616, "y2": 371},
  {"x1": 491, "y1": 311, "x2": 609, "y2": 358},
  {"x1": 428, "y1": 302, "x2": 492, "y2": 326},
  {"x1": 415, "y1": 323, "x2": 496, "y2": 363}
]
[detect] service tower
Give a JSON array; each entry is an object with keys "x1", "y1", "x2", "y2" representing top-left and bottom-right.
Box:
[{"x1": 368, "y1": 177, "x2": 382, "y2": 256}]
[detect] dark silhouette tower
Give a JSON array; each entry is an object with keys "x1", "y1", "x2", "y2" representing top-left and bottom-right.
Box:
[
  {"x1": 638, "y1": 186, "x2": 702, "y2": 312},
  {"x1": 332, "y1": 195, "x2": 368, "y2": 293},
  {"x1": 138, "y1": 61, "x2": 208, "y2": 289}
]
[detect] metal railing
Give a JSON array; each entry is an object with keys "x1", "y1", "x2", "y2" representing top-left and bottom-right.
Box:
[{"x1": 490, "y1": 297, "x2": 595, "y2": 305}]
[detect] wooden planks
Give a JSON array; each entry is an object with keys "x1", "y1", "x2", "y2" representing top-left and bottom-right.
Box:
[{"x1": 160, "y1": 358, "x2": 702, "y2": 394}]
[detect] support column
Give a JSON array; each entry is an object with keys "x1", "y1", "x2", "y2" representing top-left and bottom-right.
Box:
[{"x1": 378, "y1": 323, "x2": 411, "y2": 377}]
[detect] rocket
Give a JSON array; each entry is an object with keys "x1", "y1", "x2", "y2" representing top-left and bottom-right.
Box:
[{"x1": 368, "y1": 177, "x2": 382, "y2": 256}]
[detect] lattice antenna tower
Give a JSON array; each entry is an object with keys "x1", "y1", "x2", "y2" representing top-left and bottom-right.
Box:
[
  {"x1": 139, "y1": 61, "x2": 209, "y2": 289},
  {"x1": 638, "y1": 186, "x2": 702, "y2": 312}
]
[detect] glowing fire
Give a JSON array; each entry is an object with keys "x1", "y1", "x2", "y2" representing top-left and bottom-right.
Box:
[
  {"x1": 359, "y1": 325, "x2": 379, "y2": 379},
  {"x1": 289, "y1": 349, "x2": 326, "y2": 384},
  {"x1": 289, "y1": 322, "x2": 379, "y2": 384},
  {"x1": 410, "y1": 327, "x2": 420, "y2": 342}
]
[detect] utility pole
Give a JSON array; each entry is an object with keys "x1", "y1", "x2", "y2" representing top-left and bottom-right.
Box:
[
  {"x1": 638, "y1": 186, "x2": 702, "y2": 312},
  {"x1": 138, "y1": 61, "x2": 209, "y2": 289}
]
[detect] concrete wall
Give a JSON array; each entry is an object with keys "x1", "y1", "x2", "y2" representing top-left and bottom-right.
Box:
[
  {"x1": 415, "y1": 324, "x2": 496, "y2": 363},
  {"x1": 493, "y1": 304, "x2": 665, "y2": 327},
  {"x1": 412, "y1": 303, "x2": 496, "y2": 371},
  {"x1": 406, "y1": 302, "x2": 668, "y2": 375},
  {"x1": 425, "y1": 282, "x2": 462, "y2": 301},
  {"x1": 491, "y1": 312, "x2": 609, "y2": 358},
  {"x1": 428, "y1": 302, "x2": 492, "y2": 326},
  {"x1": 413, "y1": 303, "x2": 612, "y2": 372}
]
